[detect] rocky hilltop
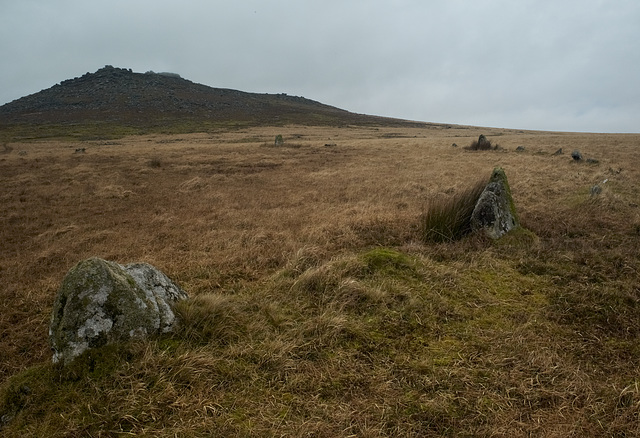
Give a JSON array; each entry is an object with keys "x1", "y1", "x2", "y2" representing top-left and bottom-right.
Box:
[{"x1": 0, "y1": 65, "x2": 426, "y2": 132}]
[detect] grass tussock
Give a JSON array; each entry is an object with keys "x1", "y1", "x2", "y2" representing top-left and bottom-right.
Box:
[
  {"x1": 173, "y1": 294, "x2": 248, "y2": 347},
  {"x1": 2, "y1": 126, "x2": 640, "y2": 436},
  {"x1": 419, "y1": 178, "x2": 487, "y2": 242}
]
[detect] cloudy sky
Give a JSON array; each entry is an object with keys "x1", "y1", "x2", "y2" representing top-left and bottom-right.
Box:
[{"x1": 1, "y1": 0, "x2": 639, "y2": 132}]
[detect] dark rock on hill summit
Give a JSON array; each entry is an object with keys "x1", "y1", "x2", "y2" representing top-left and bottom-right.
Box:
[{"x1": 0, "y1": 65, "x2": 427, "y2": 132}]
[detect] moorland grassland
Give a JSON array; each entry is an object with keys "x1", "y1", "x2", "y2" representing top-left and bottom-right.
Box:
[{"x1": 1, "y1": 125, "x2": 640, "y2": 436}]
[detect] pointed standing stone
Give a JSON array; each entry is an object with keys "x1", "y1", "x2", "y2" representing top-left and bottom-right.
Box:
[
  {"x1": 477, "y1": 134, "x2": 490, "y2": 149},
  {"x1": 470, "y1": 168, "x2": 520, "y2": 239}
]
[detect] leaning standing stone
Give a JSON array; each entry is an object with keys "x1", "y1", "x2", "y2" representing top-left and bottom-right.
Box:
[
  {"x1": 49, "y1": 258, "x2": 188, "y2": 365},
  {"x1": 470, "y1": 168, "x2": 520, "y2": 239}
]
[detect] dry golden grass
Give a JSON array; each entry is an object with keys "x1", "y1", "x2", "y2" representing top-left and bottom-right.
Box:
[{"x1": 1, "y1": 125, "x2": 640, "y2": 436}]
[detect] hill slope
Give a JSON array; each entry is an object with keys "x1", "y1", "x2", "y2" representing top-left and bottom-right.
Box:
[{"x1": 0, "y1": 66, "x2": 429, "y2": 139}]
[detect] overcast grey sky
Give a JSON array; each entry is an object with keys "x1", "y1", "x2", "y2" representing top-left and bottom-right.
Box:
[{"x1": 1, "y1": 0, "x2": 639, "y2": 132}]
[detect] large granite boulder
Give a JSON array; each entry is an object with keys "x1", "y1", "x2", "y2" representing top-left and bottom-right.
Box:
[
  {"x1": 470, "y1": 168, "x2": 520, "y2": 239},
  {"x1": 49, "y1": 258, "x2": 188, "y2": 365}
]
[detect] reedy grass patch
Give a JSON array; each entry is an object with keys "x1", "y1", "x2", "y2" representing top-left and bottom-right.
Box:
[{"x1": 419, "y1": 178, "x2": 487, "y2": 242}]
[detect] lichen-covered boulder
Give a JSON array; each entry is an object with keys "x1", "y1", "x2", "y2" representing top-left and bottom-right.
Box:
[
  {"x1": 470, "y1": 168, "x2": 520, "y2": 239},
  {"x1": 125, "y1": 262, "x2": 188, "y2": 331},
  {"x1": 49, "y1": 258, "x2": 188, "y2": 365}
]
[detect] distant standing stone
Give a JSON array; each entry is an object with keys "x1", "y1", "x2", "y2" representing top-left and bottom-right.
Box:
[
  {"x1": 470, "y1": 168, "x2": 520, "y2": 239},
  {"x1": 571, "y1": 150, "x2": 583, "y2": 161},
  {"x1": 477, "y1": 134, "x2": 490, "y2": 149}
]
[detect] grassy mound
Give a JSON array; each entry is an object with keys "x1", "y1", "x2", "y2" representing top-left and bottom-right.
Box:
[{"x1": 3, "y1": 243, "x2": 640, "y2": 436}]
